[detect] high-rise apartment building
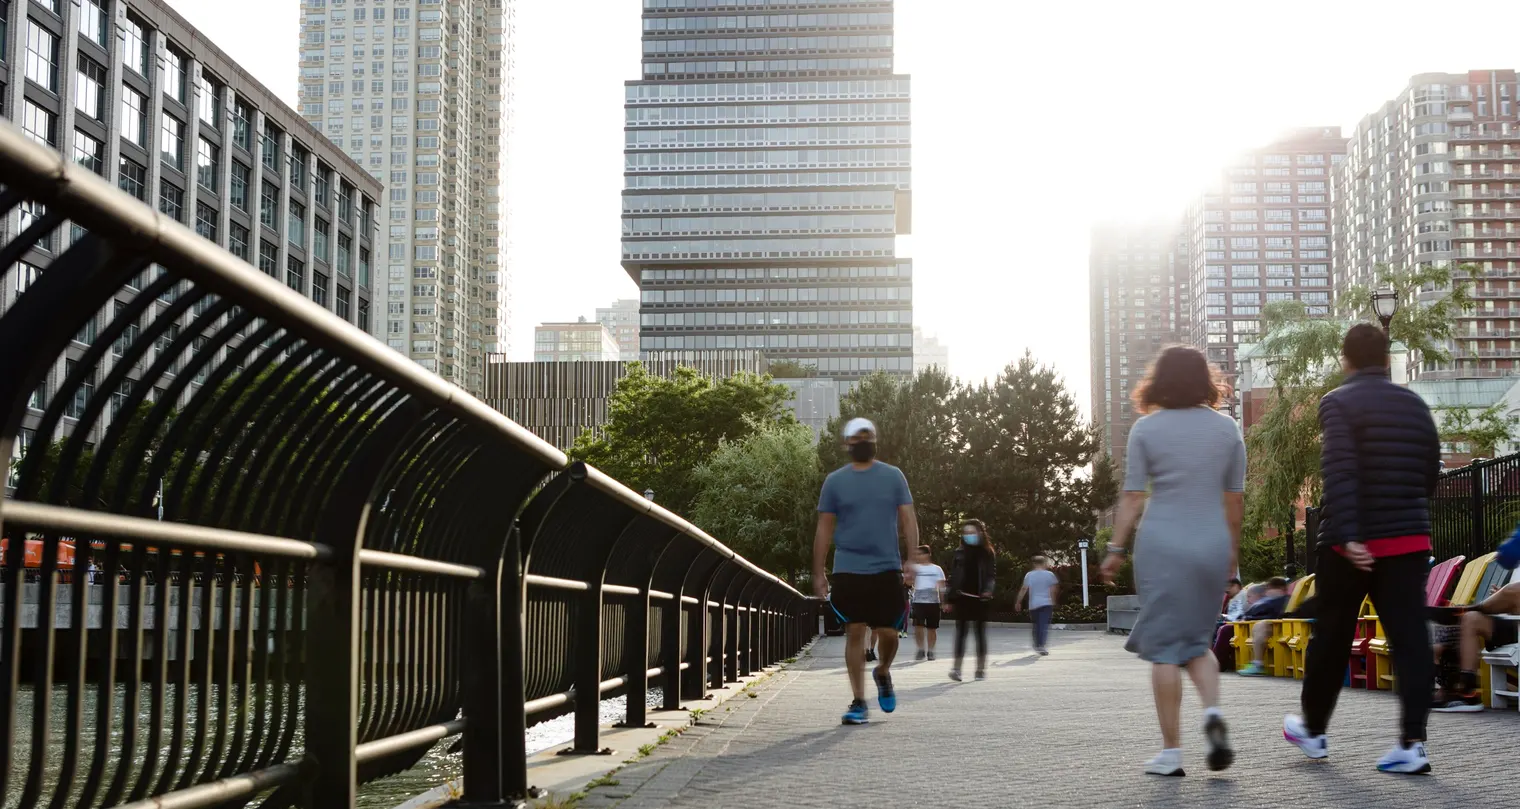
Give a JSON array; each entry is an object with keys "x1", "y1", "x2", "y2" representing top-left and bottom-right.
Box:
[
  {"x1": 912, "y1": 326, "x2": 948, "y2": 373},
  {"x1": 596, "y1": 297, "x2": 641, "y2": 360},
  {"x1": 1089, "y1": 221, "x2": 1190, "y2": 470},
  {"x1": 533, "y1": 318, "x2": 621, "y2": 362},
  {"x1": 298, "y1": 0, "x2": 512, "y2": 397},
  {"x1": 1337, "y1": 70, "x2": 1520, "y2": 380},
  {"x1": 2, "y1": 0, "x2": 382, "y2": 487},
  {"x1": 622, "y1": 0, "x2": 913, "y2": 382},
  {"x1": 1186, "y1": 128, "x2": 1347, "y2": 409}
]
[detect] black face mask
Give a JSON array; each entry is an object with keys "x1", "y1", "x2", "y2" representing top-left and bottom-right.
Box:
[{"x1": 848, "y1": 441, "x2": 877, "y2": 462}]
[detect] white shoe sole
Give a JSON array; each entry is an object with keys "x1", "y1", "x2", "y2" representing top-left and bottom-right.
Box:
[
  {"x1": 1377, "y1": 760, "x2": 1431, "y2": 774},
  {"x1": 1144, "y1": 764, "x2": 1185, "y2": 777},
  {"x1": 1283, "y1": 718, "x2": 1328, "y2": 760}
]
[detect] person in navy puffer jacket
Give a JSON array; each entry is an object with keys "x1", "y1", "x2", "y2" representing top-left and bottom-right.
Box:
[{"x1": 1284, "y1": 324, "x2": 1442, "y2": 775}]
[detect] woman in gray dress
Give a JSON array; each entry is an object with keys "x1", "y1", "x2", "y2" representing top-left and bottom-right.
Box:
[{"x1": 1101, "y1": 345, "x2": 1245, "y2": 777}]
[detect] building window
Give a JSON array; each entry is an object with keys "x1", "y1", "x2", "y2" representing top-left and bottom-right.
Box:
[
  {"x1": 161, "y1": 113, "x2": 185, "y2": 171},
  {"x1": 159, "y1": 181, "x2": 184, "y2": 223},
  {"x1": 288, "y1": 201, "x2": 306, "y2": 246},
  {"x1": 195, "y1": 202, "x2": 217, "y2": 242},
  {"x1": 260, "y1": 181, "x2": 279, "y2": 231},
  {"x1": 336, "y1": 233, "x2": 352, "y2": 277},
  {"x1": 123, "y1": 14, "x2": 150, "y2": 77},
  {"x1": 75, "y1": 54, "x2": 107, "y2": 121},
  {"x1": 80, "y1": 0, "x2": 108, "y2": 48},
  {"x1": 118, "y1": 156, "x2": 147, "y2": 201},
  {"x1": 72, "y1": 129, "x2": 104, "y2": 175},
  {"x1": 313, "y1": 217, "x2": 330, "y2": 263},
  {"x1": 358, "y1": 299, "x2": 370, "y2": 332},
  {"x1": 290, "y1": 145, "x2": 308, "y2": 190},
  {"x1": 199, "y1": 71, "x2": 222, "y2": 127},
  {"x1": 258, "y1": 240, "x2": 278, "y2": 276},
  {"x1": 25, "y1": 19, "x2": 59, "y2": 92},
  {"x1": 121, "y1": 87, "x2": 148, "y2": 146},
  {"x1": 337, "y1": 183, "x2": 354, "y2": 221},
  {"x1": 336, "y1": 284, "x2": 351, "y2": 320},
  {"x1": 261, "y1": 123, "x2": 281, "y2": 172},
  {"x1": 232, "y1": 98, "x2": 253, "y2": 150},
  {"x1": 358, "y1": 247, "x2": 370, "y2": 288},
  {"x1": 314, "y1": 166, "x2": 332, "y2": 208},
  {"x1": 312, "y1": 271, "x2": 329, "y2": 308},
  {"x1": 286, "y1": 256, "x2": 305, "y2": 292},
  {"x1": 21, "y1": 100, "x2": 56, "y2": 147},
  {"x1": 164, "y1": 47, "x2": 187, "y2": 104},
  {"x1": 230, "y1": 160, "x2": 250, "y2": 211},
  {"x1": 196, "y1": 138, "x2": 219, "y2": 192},
  {"x1": 229, "y1": 221, "x2": 250, "y2": 262}
]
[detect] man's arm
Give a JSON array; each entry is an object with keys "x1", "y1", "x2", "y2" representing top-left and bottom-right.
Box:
[
  {"x1": 1048, "y1": 576, "x2": 1060, "y2": 606},
  {"x1": 812, "y1": 512, "x2": 836, "y2": 599},
  {"x1": 897, "y1": 503, "x2": 919, "y2": 564},
  {"x1": 1014, "y1": 577, "x2": 1029, "y2": 610}
]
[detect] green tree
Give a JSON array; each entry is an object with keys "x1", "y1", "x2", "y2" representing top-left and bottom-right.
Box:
[
  {"x1": 1436, "y1": 402, "x2": 1520, "y2": 459},
  {"x1": 1243, "y1": 262, "x2": 1478, "y2": 537},
  {"x1": 569, "y1": 362, "x2": 796, "y2": 515},
  {"x1": 764, "y1": 360, "x2": 818, "y2": 379},
  {"x1": 689, "y1": 422, "x2": 824, "y2": 585}
]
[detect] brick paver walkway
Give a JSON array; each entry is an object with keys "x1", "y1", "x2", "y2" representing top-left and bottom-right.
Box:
[{"x1": 572, "y1": 628, "x2": 1517, "y2": 808}]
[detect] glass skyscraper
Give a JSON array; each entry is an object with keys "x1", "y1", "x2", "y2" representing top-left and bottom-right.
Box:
[{"x1": 623, "y1": 0, "x2": 913, "y2": 380}]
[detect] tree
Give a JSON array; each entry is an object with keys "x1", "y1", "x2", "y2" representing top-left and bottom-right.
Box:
[
  {"x1": 765, "y1": 360, "x2": 818, "y2": 379},
  {"x1": 1243, "y1": 262, "x2": 1478, "y2": 537},
  {"x1": 568, "y1": 362, "x2": 796, "y2": 515},
  {"x1": 689, "y1": 422, "x2": 823, "y2": 585},
  {"x1": 1436, "y1": 402, "x2": 1520, "y2": 459}
]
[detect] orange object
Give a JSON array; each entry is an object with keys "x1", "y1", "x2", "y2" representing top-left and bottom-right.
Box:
[{"x1": 0, "y1": 538, "x2": 77, "y2": 569}]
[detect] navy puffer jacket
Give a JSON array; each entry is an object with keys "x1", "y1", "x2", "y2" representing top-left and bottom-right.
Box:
[{"x1": 1316, "y1": 368, "x2": 1441, "y2": 547}]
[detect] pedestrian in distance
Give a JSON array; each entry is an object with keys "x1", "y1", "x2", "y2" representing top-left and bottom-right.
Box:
[
  {"x1": 909, "y1": 544, "x2": 946, "y2": 660},
  {"x1": 1015, "y1": 555, "x2": 1059, "y2": 655},
  {"x1": 814, "y1": 417, "x2": 919, "y2": 726},
  {"x1": 1283, "y1": 323, "x2": 1442, "y2": 775},
  {"x1": 947, "y1": 519, "x2": 995, "y2": 682},
  {"x1": 1102, "y1": 345, "x2": 1242, "y2": 777}
]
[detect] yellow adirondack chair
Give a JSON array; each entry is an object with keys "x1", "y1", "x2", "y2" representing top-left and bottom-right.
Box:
[
  {"x1": 1370, "y1": 556, "x2": 1465, "y2": 690},
  {"x1": 1281, "y1": 576, "x2": 1320, "y2": 679},
  {"x1": 1230, "y1": 576, "x2": 1313, "y2": 676}
]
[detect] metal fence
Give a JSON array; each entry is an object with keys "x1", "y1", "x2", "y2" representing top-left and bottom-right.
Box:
[
  {"x1": 0, "y1": 123, "x2": 815, "y2": 808},
  {"x1": 1431, "y1": 452, "x2": 1520, "y2": 563}
]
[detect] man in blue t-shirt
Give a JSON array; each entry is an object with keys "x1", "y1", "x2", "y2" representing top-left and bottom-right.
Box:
[{"x1": 814, "y1": 417, "x2": 918, "y2": 725}]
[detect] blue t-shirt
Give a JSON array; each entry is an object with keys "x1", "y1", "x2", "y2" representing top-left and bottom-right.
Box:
[{"x1": 817, "y1": 461, "x2": 913, "y2": 574}]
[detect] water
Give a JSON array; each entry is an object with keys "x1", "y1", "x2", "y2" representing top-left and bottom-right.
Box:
[{"x1": 5, "y1": 684, "x2": 662, "y2": 809}]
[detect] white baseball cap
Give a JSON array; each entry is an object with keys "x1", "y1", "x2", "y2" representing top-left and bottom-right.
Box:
[{"x1": 841, "y1": 417, "x2": 877, "y2": 439}]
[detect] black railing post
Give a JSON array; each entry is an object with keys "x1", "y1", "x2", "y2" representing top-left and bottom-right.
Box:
[
  {"x1": 459, "y1": 556, "x2": 504, "y2": 803},
  {"x1": 1473, "y1": 461, "x2": 1488, "y2": 559},
  {"x1": 660, "y1": 578, "x2": 687, "y2": 711},
  {"x1": 687, "y1": 560, "x2": 728, "y2": 700},
  {"x1": 617, "y1": 528, "x2": 676, "y2": 729},
  {"x1": 1304, "y1": 506, "x2": 1320, "y2": 576},
  {"x1": 499, "y1": 526, "x2": 532, "y2": 801},
  {"x1": 302, "y1": 503, "x2": 365, "y2": 807}
]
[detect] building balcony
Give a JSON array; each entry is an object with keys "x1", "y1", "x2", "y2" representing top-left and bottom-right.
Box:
[
  {"x1": 1452, "y1": 130, "x2": 1520, "y2": 141},
  {"x1": 1453, "y1": 150, "x2": 1520, "y2": 161},
  {"x1": 1458, "y1": 249, "x2": 1520, "y2": 259},
  {"x1": 1452, "y1": 188, "x2": 1520, "y2": 201},
  {"x1": 1417, "y1": 368, "x2": 1513, "y2": 379}
]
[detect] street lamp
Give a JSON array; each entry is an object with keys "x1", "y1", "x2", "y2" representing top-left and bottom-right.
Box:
[
  {"x1": 1372, "y1": 287, "x2": 1399, "y2": 332},
  {"x1": 1077, "y1": 538, "x2": 1091, "y2": 607},
  {"x1": 643, "y1": 488, "x2": 655, "y2": 502}
]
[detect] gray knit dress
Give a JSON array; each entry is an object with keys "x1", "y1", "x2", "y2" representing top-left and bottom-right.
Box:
[{"x1": 1122, "y1": 406, "x2": 1246, "y2": 665}]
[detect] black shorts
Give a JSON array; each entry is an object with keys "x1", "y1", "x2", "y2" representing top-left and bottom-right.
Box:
[
  {"x1": 828, "y1": 571, "x2": 906, "y2": 630},
  {"x1": 1488, "y1": 617, "x2": 1519, "y2": 650},
  {"x1": 911, "y1": 602, "x2": 941, "y2": 629}
]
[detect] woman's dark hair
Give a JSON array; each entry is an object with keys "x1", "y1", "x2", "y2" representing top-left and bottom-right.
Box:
[
  {"x1": 960, "y1": 519, "x2": 995, "y2": 557},
  {"x1": 1132, "y1": 345, "x2": 1223, "y2": 413}
]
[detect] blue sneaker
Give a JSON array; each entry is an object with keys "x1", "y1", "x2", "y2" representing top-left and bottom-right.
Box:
[
  {"x1": 841, "y1": 699, "x2": 869, "y2": 725},
  {"x1": 874, "y1": 670, "x2": 896, "y2": 713},
  {"x1": 1238, "y1": 661, "x2": 1266, "y2": 676}
]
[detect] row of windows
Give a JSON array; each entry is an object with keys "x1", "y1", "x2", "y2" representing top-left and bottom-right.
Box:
[
  {"x1": 644, "y1": 57, "x2": 894, "y2": 76},
  {"x1": 627, "y1": 124, "x2": 908, "y2": 149},
  {"x1": 642, "y1": 317, "x2": 913, "y2": 348},
  {"x1": 623, "y1": 237, "x2": 894, "y2": 259},
  {"x1": 627, "y1": 102, "x2": 908, "y2": 125},
  {"x1": 625, "y1": 169, "x2": 910, "y2": 190},
  {"x1": 643, "y1": 0, "x2": 890, "y2": 8},
  {"x1": 626, "y1": 78, "x2": 908, "y2": 103},
  {"x1": 640, "y1": 264, "x2": 909, "y2": 282},
  {"x1": 643, "y1": 35, "x2": 892, "y2": 56},
  {"x1": 623, "y1": 213, "x2": 895, "y2": 236},
  {"x1": 623, "y1": 189, "x2": 896, "y2": 213},
  {"x1": 641, "y1": 308, "x2": 911, "y2": 327},
  {"x1": 641, "y1": 285, "x2": 910, "y2": 304},
  {"x1": 643, "y1": 13, "x2": 892, "y2": 33}
]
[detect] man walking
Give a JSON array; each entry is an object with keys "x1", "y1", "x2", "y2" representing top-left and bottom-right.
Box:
[
  {"x1": 1015, "y1": 556, "x2": 1060, "y2": 655},
  {"x1": 814, "y1": 418, "x2": 919, "y2": 725},
  {"x1": 1283, "y1": 323, "x2": 1442, "y2": 774}
]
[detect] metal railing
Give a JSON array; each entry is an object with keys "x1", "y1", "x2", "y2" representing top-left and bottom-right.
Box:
[
  {"x1": 0, "y1": 123, "x2": 815, "y2": 809},
  {"x1": 1431, "y1": 452, "x2": 1520, "y2": 564}
]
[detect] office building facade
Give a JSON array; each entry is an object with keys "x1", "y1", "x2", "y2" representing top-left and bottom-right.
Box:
[
  {"x1": 1089, "y1": 221, "x2": 1190, "y2": 470},
  {"x1": 1337, "y1": 70, "x2": 1520, "y2": 380},
  {"x1": 2, "y1": 0, "x2": 382, "y2": 487},
  {"x1": 533, "y1": 318, "x2": 622, "y2": 362},
  {"x1": 298, "y1": 0, "x2": 512, "y2": 396},
  {"x1": 622, "y1": 0, "x2": 913, "y2": 381},
  {"x1": 1186, "y1": 128, "x2": 1347, "y2": 408},
  {"x1": 912, "y1": 326, "x2": 948, "y2": 373},
  {"x1": 596, "y1": 297, "x2": 641, "y2": 360}
]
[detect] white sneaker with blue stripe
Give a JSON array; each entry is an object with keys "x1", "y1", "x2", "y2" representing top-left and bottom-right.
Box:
[{"x1": 1376, "y1": 741, "x2": 1431, "y2": 774}]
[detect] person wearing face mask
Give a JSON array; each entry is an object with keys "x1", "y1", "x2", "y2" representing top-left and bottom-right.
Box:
[
  {"x1": 946, "y1": 519, "x2": 996, "y2": 681},
  {"x1": 814, "y1": 418, "x2": 919, "y2": 726}
]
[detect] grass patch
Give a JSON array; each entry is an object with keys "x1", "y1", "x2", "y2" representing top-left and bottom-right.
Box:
[
  {"x1": 586, "y1": 774, "x2": 621, "y2": 790},
  {"x1": 532, "y1": 793, "x2": 584, "y2": 809},
  {"x1": 782, "y1": 656, "x2": 797, "y2": 664}
]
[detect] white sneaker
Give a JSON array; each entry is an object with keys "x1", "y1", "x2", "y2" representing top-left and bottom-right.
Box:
[
  {"x1": 1144, "y1": 750, "x2": 1184, "y2": 777},
  {"x1": 1282, "y1": 714, "x2": 1328, "y2": 760},
  {"x1": 1376, "y1": 742, "x2": 1431, "y2": 775}
]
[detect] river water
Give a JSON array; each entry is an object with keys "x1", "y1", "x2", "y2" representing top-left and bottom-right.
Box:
[{"x1": 5, "y1": 685, "x2": 662, "y2": 809}]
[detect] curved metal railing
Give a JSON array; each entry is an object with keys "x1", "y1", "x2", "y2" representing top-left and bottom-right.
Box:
[{"x1": 0, "y1": 122, "x2": 815, "y2": 809}]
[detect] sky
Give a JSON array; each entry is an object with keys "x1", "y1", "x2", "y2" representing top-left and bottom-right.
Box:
[{"x1": 169, "y1": 0, "x2": 1520, "y2": 417}]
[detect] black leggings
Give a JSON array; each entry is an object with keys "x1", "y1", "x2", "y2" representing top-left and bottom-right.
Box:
[{"x1": 953, "y1": 599, "x2": 988, "y2": 672}]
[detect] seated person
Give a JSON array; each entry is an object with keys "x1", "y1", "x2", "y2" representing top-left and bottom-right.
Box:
[
  {"x1": 1237, "y1": 578, "x2": 1290, "y2": 676},
  {"x1": 1213, "y1": 582, "x2": 1264, "y2": 671},
  {"x1": 1431, "y1": 579, "x2": 1520, "y2": 712},
  {"x1": 1221, "y1": 578, "x2": 1246, "y2": 621}
]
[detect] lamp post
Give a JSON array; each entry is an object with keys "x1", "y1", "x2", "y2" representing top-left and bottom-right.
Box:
[
  {"x1": 1077, "y1": 538, "x2": 1091, "y2": 607},
  {"x1": 1372, "y1": 287, "x2": 1399, "y2": 333},
  {"x1": 643, "y1": 488, "x2": 655, "y2": 502}
]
